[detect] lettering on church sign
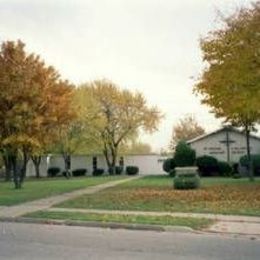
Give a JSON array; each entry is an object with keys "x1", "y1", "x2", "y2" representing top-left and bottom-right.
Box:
[
  {"x1": 231, "y1": 147, "x2": 247, "y2": 154},
  {"x1": 203, "y1": 147, "x2": 225, "y2": 154}
]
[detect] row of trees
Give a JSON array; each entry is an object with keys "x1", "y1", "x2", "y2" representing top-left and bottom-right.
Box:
[{"x1": 0, "y1": 40, "x2": 162, "y2": 188}]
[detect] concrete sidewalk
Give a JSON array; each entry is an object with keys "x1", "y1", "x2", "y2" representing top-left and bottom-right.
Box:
[{"x1": 0, "y1": 176, "x2": 140, "y2": 218}]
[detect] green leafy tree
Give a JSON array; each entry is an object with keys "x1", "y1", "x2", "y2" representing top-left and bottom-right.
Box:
[
  {"x1": 174, "y1": 141, "x2": 196, "y2": 167},
  {"x1": 194, "y1": 2, "x2": 260, "y2": 181},
  {"x1": 77, "y1": 79, "x2": 162, "y2": 174}
]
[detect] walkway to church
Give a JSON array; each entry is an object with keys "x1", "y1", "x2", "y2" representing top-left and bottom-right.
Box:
[{"x1": 0, "y1": 175, "x2": 260, "y2": 236}]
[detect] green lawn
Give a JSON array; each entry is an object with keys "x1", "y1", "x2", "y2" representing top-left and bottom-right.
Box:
[
  {"x1": 0, "y1": 176, "x2": 125, "y2": 206},
  {"x1": 56, "y1": 175, "x2": 260, "y2": 216},
  {"x1": 24, "y1": 210, "x2": 213, "y2": 230}
]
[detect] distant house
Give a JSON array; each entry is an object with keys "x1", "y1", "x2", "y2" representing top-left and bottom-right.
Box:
[{"x1": 187, "y1": 126, "x2": 260, "y2": 163}]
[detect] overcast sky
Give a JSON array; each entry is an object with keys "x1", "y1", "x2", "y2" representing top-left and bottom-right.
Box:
[{"x1": 0, "y1": 0, "x2": 254, "y2": 151}]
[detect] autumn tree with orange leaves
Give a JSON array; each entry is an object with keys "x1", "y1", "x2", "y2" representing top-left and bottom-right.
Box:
[
  {"x1": 0, "y1": 40, "x2": 75, "y2": 188},
  {"x1": 170, "y1": 114, "x2": 205, "y2": 149}
]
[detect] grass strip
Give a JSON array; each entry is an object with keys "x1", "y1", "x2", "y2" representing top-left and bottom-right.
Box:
[{"x1": 24, "y1": 210, "x2": 214, "y2": 230}]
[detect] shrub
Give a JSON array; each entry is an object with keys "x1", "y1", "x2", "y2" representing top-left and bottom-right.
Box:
[
  {"x1": 196, "y1": 155, "x2": 218, "y2": 176},
  {"x1": 108, "y1": 166, "x2": 123, "y2": 175},
  {"x1": 174, "y1": 172, "x2": 200, "y2": 189},
  {"x1": 239, "y1": 154, "x2": 260, "y2": 176},
  {"x1": 232, "y1": 163, "x2": 239, "y2": 174},
  {"x1": 47, "y1": 167, "x2": 60, "y2": 177},
  {"x1": 126, "y1": 166, "x2": 139, "y2": 175},
  {"x1": 162, "y1": 158, "x2": 176, "y2": 173},
  {"x1": 218, "y1": 161, "x2": 232, "y2": 177},
  {"x1": 169, "y1": 169, "x2": 176, "y2": 177},
  {"x1": 233, "y1": 173, "x2": 242, "y2": 179},
  {"x1": 92, "y1": 168, "x2": 104, "y2": 176},
  {"x1": 174, "y1": 141, "x2": 196, "y2": 167},
  {"x1": 72, "y1": 168, "x2": 87, "y2": 177}
]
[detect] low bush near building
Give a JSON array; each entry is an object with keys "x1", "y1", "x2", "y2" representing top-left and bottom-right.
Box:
[
  {"x1": 126, "y1": 166, "x2": 139, "y2": 175},
  {"x1": 163, "y1": 158, "x2": 176, "y2": 174},
  {"x1": 72, "y1": 168, "x2": 87, "y2": 177},
  {"x1": 240, "y1": 154, "x2": 260, "y2": 176},
  {"x1": 47, "y1": 167, "x2": 61, "y2": 177},
  {"x1": 218, "y1": 161, "x2": 232, "y2": 177},
  {"x1": 169, "y1": 169, "x2": 176, "y2": 177},
  {"x1": 196, "y1": 155, "x2": 218, "y2": 176},
  {"x1": 233, "y1": 173, "x2": 242, "y2": 179},
  {"x1": 174, "y1": 172, "x2": 200, "y2": 189},
  {"x1": 93, "y1": 168, "x2": 105, "y2": 176}
]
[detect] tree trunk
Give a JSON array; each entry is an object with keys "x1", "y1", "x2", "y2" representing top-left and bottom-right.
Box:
[
  {"x1": 103, "y1": 144, "x2": 118, "y2": 175},
  {"x1": 110, "y1": 146, "x2": 118, "y2": 175},
  {"x1": 3, "y1": 153, "x2": 12, "y2": 181},
  {"x1": 245, "y1": 126, "x2": 254, "y2": 182},
  {"x1": 103, "y1": 145, "x2": 112, "y2": 174},
  {"x1": 31, "y1": 155, "x2": 41, "y2": 178},
  {"x1": 10, "y1": 154, "x2": 21, "y2": 189},
  {"x1": 20, "y1": 148, "x2": 30, "y2": 184},
  {"x1": 63, "y1": 153, "x2": 71, "y2": 179}
]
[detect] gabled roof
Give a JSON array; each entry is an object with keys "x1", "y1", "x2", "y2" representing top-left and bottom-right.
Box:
[{"x1": 187, "y1": 126, "x2": 260, "y2": 144}]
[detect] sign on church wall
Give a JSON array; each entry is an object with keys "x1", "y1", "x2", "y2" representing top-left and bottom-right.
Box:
[{"x1": 189, "y1": 129, "x2": 260, "y2": 163}]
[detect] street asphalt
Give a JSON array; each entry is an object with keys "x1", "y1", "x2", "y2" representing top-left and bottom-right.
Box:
[{"x1": 0, "y1": 222, "x2": 259, "y2": 260}]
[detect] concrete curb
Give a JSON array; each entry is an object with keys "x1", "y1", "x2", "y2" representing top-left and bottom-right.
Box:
[
  {"x1": 202, "y1": 229, "x2": 260, "y2": 237},
  {"x1": 1, "y1": 217, "x2": 259, "y2": 239},
  {"x1": 0, "y1": 217, "x2": 194, "y2": 233}
]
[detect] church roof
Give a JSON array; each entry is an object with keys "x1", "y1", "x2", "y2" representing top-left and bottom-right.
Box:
[{"x1": 187, "y1": 126, "x2": 260, "y2": 144}]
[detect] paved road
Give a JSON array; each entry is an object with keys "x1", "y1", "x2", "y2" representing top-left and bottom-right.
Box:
[{"x1": 0, "y1": 222, "x2": 259, "y2": 260}]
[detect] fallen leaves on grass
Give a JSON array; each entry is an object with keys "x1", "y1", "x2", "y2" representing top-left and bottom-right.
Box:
[{"x1": 58, "y1": 183, "x2": 260, "y2": 216}]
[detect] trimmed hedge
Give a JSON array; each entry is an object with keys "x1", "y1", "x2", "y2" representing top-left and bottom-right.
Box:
[
  {"x1": 196, "y1": 155, "x2": 218, "y2": 176},
  {"x1": 92, "y1": 168, "x2": 104, "y2": 176},
  {"x1": 174, "y1": 141, "x2": 196, "y2": 167},
  {"x1": 162, "y1": 158, "x2": 176, "y2": 173},
  {"x1": 72, "y1": 168, "x2": 87, "y2": 177},
  {"x1": 47, "y1": 167, "x2": 60, "y2": 177},
  {"x1": 169, "y1": 169, "x2": 176, "y2": 177},
  {"x1": 196, "y1": 156, "x2": 232, "y2": 177},
  {"x1": 174, "y1": 172, "x2": 200, "y2": 189},
  {"x1": 233, "y1": 173, "x2": 242, "y2": 179},
  {"x1": 218, "y1": 161, "x2": 232, "y2": 177},
  {"x1": 126, "y1": 166, "x2": 139, "y2": 175},
  {"x1": 240, "y1": 154, "x2": 260, "y2": 176}
]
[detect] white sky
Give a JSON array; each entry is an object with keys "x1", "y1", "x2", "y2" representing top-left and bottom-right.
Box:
[{"x1": 0, "y1": 0, "x2": 254, "y2": 152}]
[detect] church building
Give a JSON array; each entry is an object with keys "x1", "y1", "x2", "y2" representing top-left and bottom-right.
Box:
[{"x1": 187, "y1": 127, "x2": 260, "y2": 163}]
